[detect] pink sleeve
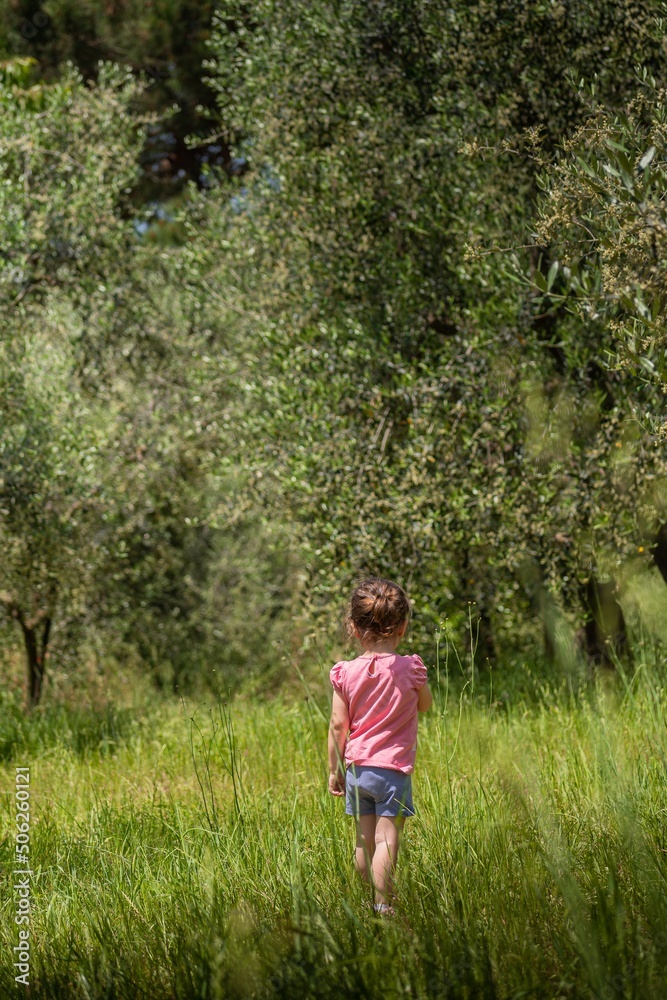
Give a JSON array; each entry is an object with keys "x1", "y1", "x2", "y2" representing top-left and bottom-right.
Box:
[
  {"x1": 330, "y1": 661, "x2": 346, "y2": 695},
  {"x1": 411, "y1": 654, "x2": 428, "y2": 690}
]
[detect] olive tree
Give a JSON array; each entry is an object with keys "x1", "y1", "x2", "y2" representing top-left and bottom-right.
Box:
[
  {"x1": 0, "y1": 333, "x2": 108, "y2": 704},
  {"x1": 0, "y1": 59, "x2": 229, "y2": 703},
  {"x1": 197, "y1": 0, "x2": 667, "y2": 663}
]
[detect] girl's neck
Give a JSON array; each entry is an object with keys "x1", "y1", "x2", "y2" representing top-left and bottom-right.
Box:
[{"x1": 363, "y1": 643, "x2": 400, "y2": 655}]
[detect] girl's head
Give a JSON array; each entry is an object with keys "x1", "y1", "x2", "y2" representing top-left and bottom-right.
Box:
[{"x1": 345, "y1": 577, "x2": 411, "y2": 647}]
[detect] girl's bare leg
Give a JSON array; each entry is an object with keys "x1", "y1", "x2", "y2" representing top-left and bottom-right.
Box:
[
  {"x1": 354, "y1": 814, "x2": 376, "y2": 883},
  {"x1": 371, "y1": 816, "x2": 405, "y2": 905}
]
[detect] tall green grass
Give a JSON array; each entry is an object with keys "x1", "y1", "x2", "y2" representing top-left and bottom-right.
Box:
[{"x1": 1, "y1": 653, "x2": 667, "y2": 998}]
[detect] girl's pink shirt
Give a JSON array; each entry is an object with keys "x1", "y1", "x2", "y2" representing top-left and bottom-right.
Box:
[{"x1": 330, "y1": 651, "x2": 428, "y2": 774}]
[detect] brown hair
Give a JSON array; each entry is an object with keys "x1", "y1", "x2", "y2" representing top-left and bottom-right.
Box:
[{"x1": 345, "y1": 577, "x2": 411, "y2": 644}]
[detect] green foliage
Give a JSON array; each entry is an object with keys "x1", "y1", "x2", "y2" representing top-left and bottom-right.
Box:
[
  {"x1": 0, "y1": 332, "x2": 103, "y2": 650},
  {"x1": 4, "y1": 0, "x2": 667, "y2": 689},
  {"x1": 199, "y1": 0, "x2": 517, "y2": 650},
  {"x1": 0, "y1": 60, "x2": 232, "y2": 698},
  {"x1": 453, "y1": 1, "x2": 665, "y2": 143},
  {"x1": 0, "y1": 0, "x2": 220, "y2": 204},
  {"x1": 535, "y1": 73, "x2": 667, "y2": 386},
  {"x1": 193, "y1": 0, "x2": 667, "y2": 659},
  {"x1": 0, "y1": 0, "x2": 215, "y2": 97},
  {"x1": 0, "y1": 62, "x2": 145, "y2": 693},
  {"x1": 0, "y1": 61, "x2": 153, "y2": 375}
]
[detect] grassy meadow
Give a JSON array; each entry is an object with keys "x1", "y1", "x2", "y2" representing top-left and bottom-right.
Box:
[{"x1": 2, "y1": 647, "x2": 667, "y2": 999}]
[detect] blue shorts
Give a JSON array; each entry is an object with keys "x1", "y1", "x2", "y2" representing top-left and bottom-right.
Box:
[{"x1": 345, "y1": 764, "x2": 415, "y2": 818}]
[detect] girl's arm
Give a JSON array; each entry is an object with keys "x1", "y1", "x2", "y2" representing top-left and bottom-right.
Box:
[
  {"x1": 417, "y1": 683, "x2": 433, "y2": 713},
  {"x1": 328, "y1": 690, "x2": 350, "y2": 795}
]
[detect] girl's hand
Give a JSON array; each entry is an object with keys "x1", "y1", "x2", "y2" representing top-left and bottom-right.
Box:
[{"x1": 328, "y1": 771, "x2": 345, "y2": 796}]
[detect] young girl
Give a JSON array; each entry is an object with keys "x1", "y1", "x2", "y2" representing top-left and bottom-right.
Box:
[{"x1": 328, "y1": 577, "x2": 433, "y2": 915}]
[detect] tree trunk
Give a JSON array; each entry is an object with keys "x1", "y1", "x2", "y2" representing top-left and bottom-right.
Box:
[
  {"x1": 650, "y1": 523, "x2": 667, "y2": 584},
  {"x1": 580, "y1": 577, "x2": 627, "y2": 668},
  {"x1": 517, "y1": 558, "x2": 557, "y2": 663},
  {"x1": 0, "y1": 597, "x2": 52, "y2": 708},
  {"x1": 20, "y1": 616, "x2": 50, "y2": 709},
  {"x1": 458, "y1": 552, "x2": 495, "y2": 668}
]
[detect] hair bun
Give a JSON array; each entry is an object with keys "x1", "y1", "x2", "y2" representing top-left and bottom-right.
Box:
[{"x1": 344, "y1": 577, "x2": 411, "y2": 644}]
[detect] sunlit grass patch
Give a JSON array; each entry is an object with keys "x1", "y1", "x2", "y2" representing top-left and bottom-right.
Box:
[{"x1": 1, "y1": 665, "x2": 667, "y2": 997}]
